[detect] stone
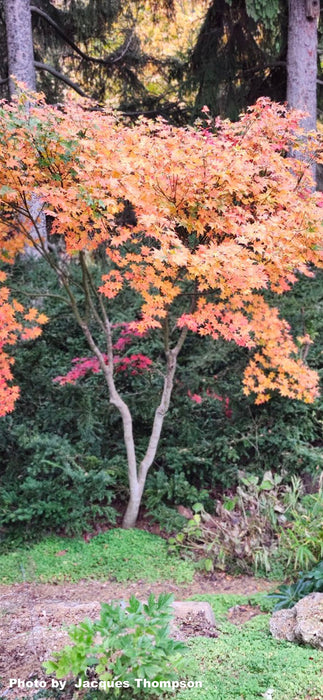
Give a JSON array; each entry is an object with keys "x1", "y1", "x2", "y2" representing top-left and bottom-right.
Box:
[
  {"x1": 269, "y1": 607, "x2": 297, "y2": 643},
  {"x1": 270, "y1": 592, "x2": 323, "y2": 650},
  {"x1": 170, "y1": 601, "x2": 218, "y2": 640},
  {"x1": 294, "y1": 592, "x2": 323, "y2": 650},
  {"x1": 172, "y1": 601, "x2": 216, "y2": 627}
]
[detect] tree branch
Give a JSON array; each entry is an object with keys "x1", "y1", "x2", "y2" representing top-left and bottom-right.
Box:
[
  {"x1": 31, "y1": 6, "x2": 136, "y2": 66},
  {"x1": 34, "y1": 61, "x2": 88, "y2": 97}
]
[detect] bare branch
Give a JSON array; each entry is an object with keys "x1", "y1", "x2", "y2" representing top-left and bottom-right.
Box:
[
  {"x1": 34, "y1": 62, "x2": 88, "y2": 98},
  {"x1": 31, "y1": 6, "x2": 136, "y2": 66}
]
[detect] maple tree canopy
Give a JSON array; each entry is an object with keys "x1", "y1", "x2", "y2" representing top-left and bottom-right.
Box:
[{"x1": 0, "y1": 95, "x2": 322, "y2": 417}]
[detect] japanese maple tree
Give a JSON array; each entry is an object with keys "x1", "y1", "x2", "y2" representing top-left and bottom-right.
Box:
[{"x1": 0, "y1": 93, "x2": 322, "y2": 527}]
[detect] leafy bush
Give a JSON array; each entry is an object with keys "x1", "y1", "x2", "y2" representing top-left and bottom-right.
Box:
[
  {"x1": 267, "y1": 560, "x2": 323, "y2": 610},
  {"x1": 43, "y1": 594, "x2": 187, "y2": 696},
  {"x1": 145, "y1": 467, "x2": 211, "y2": 531},
  {"x1": 169, "y1": 472, "x2": 322, "y2": 575},
  {"x1": 169, "y1": 470, "x2": 283, "y2": 573},
  {"x1": 0, "y1": 432, "x2": 117, "y2": 538},
  {"x1": 144, "y1": 504, "x2": 188, "y2": 534},
  {"x1": 278, "y1": 490, "x2": 323, "y2": 571}
]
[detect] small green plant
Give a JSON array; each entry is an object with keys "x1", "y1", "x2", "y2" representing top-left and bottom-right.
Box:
[
  {"x1": 43, "y1": 594, "x2": 187, "y2": 696},
  {"x1": 267, "y1": 560, "x2": 323, "y2": 610},
  {"x1": 145, "y1": 503, "x2": 188, "y2": 534}
]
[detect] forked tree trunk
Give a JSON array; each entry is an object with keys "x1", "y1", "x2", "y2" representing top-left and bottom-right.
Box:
[
  {"x1": 76, "y1": 300, "x2": 187, "y2": 530},
  {"x1": 287, "y1": 0, "x2": 319, "y2": 131},
  {"x1": 121, "y1": 347, "x2": 183, "y2": 528},
  {"x1": 122, "y1": 483, "x2": 146, "y2": 530}
]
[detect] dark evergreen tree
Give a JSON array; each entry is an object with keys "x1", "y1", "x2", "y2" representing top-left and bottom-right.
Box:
[
  {"x1": 0, "y1": 0, "x2": 182, "y2": 116},
  {"x1": 190, "y1": 0, "x2": 288, "y2": 120}
]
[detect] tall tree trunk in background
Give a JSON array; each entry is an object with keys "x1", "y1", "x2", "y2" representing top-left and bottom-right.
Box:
[
  {"x1": 287, "y1": 0, "x2": 319, "y2": 130},
  {"x1": 3, "y1": 0, "x2": 47, "y2": 252},
  {"x1": 3, "y1": 0, "x2": 36, "y2": 96},
  {"x1": 287, "y1": 0, "x2": 319, "y2": 183}
]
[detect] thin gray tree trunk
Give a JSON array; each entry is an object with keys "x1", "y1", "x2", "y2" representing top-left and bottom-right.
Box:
[
  {"x1": 287, "y1": 0, "x2": 319, "y2": 130},
  {"x1": 78, "y1": 314, "x2": 186, "y2": 530},
  {"x1": 122, "y1": 336, "x2": 187, "y2": 529}
]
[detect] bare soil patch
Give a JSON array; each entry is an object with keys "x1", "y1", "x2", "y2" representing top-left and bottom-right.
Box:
[
  {"x1": 227, "y1": 603, "x2": 265, "y2": 625},
  {"x1": 0, "y1": 573, "x2": 275, "y2": 698}
]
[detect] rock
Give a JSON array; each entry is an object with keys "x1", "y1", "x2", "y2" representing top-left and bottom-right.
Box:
[
  {"x1": 170, "y1": 601, "x2": 218, "y2": 640},
  {"x1": 269, "y1": 607, "x2": 297, "y2": 643},
  {"x1": 294, "y1": 592, "x2": 323, "y2": 649},
  {"x1": 172, "y1": 601, "x2": 216, "y2": 626},
  {"x1": 270, "y1": 592, "x2": 323, "y2": 650}
]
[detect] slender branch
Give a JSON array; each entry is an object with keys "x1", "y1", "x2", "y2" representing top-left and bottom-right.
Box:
[
  {"x1": 31, "y1": 6, "x2": 99, "y2": 64},
  {"x1": 76, "y1": 254, "x2": 138, "y2": 492},
  {"x1": 31, "y1": 6, "x2": 136, "y2": 66},
  {"x1": 79, "y1": 251, "x2": 91, "y2": 322},
  {"x1": 162, "y1": 316, "x2": 170, "y2": 353},
  {"x1": 9, "y1": 288, "x2": 68, "y2": 303},
  {"x1": 137, "y1": 281, "x2": 197, "y2": 486},
  {"x1": 78, "y1": 256, "x2": 115, "y2": 360},
  {"x1": 79, "y1": 252, "x2": 106, "y2": 334},
  {"x1": 111, "y1": 30, "x2": 136, "y2": 64},
  {"x1": 34, "y1": 62, "x2": 88, "y2": 98},
  {"x1": 173, "y1": 324, "x2": 188, "y2": 355}
]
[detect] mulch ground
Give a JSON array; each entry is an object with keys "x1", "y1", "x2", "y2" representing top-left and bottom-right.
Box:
[{"x1": 0, "y1": 573, "x2": 276, "y2": 698}]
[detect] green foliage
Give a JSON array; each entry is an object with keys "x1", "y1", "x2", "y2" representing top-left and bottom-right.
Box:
[
  {"x1": 0, "y1": 529, "x2": 195, "y2": 584},
  {"x1": 267, "y1": 560, "x2": 323, "y2": 611},
  {"x1": 190, "y1": 0, "x2": 287, "y2": 120},
  {"x1": 0, "y1": 432, "x2": 117, "y2": 538},
  {"x1": 169, "y1": 472, "x2": 323, "y2": 576},
  {"x1": 278, "y1": 491, "x2": 323, "y2": 571},
  {"x1": 144, "y1": 504, "x2": 188, "y2": 534},
  {"x1": 145, "y1": 467, "x2": 211, "y2": 532},
  {"x1": 246, "y1": 0, "x2": 281, "y2": 29},
  {"x1": 43, "y1": 593, "x2": 187, "y2": 696}
]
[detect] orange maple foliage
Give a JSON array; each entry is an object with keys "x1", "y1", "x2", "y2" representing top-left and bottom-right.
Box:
[
  {"x1": 0, "y1": 94, "x2": 322, "y2": 415},
  {"x1": 0, "y1": 270, "x2": 47, "y2": 415}
]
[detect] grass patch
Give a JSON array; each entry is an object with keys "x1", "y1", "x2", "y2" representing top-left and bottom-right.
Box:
[
  {"x1": 178, "y1": 594, "x2": 323, "y2": 700},
  {"x1": 0, "y1": 529, "x2": 195, "y2": 584}
]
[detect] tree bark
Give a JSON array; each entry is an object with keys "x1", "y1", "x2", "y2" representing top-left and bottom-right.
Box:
[
  {"x1": 121, "y1": 350, "x2": 178, "y2": 529},
  {"x1": 287, "y1": 0, "x2": 319, "y2": 131},
  {"x1": 3, "y1": 0, "x2": 47, "y2": 252},
  {"x1": 122, "y1": 333, "x2": 187, "y2": 529},
  {"x1": 3, "y1": 0, "x2": 36, "y2": 96}
]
